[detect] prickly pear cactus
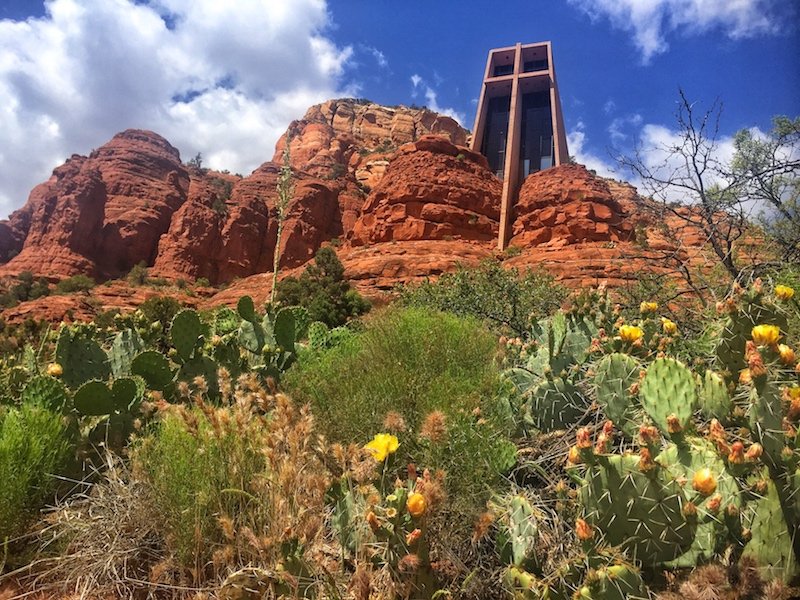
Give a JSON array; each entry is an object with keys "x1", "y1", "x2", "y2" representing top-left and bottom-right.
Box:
[
  {"x1": 21, "y1": 375, "x2": 71, "y2": 412},
  {"x1": 579, "y1": 453, "x2": 696, "y2": 565},
  {"x1": 574, "y1": 564, "x2": 647, "y2": 600},
  {"x1": 171, "y1": 309, "x2": 202, "y2": 363},
  {"x1": 742, "y1": 478, "x2": 799, "y2": 582},
  {"x1": 594, "y1": 353, "x2": 642, "y2": 437},
  {"x1": 131, "y1": 350, "x2": 174, "y2": 391},
  {"x1": 697, "y1": 370, "x2": 732, "y2": 420},
  {"x1": 657, "y1": 436, "x2": 741, "y2": 567},
  {"x1": 74, "y1": 377, "x2": 143, "y2": 416},
  {"x1": 639, "y1": 358, "x2": 696, "y2": 434},
  {"x1": 109, "y1": 329, "x2": 144, "y2": 378},
  {"x1": 527, "y1": 377, "x2": 587, "y2": 432},
  {"x1": 55, "y1": 326, "x2": 111, "y2": 389},
  {"x1": 497, "y1": 495, "x2": 540, "y2": 572}
]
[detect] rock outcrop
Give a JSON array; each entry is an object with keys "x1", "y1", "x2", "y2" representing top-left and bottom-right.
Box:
[
  {"x1": 510, "y1": 164, "x2": 634, "y2": 248},
  {"x1": 350, "y1": 136, "x2": 501, "y2": 245},
  {"x1": 0, "y1": 98, "x2": 718, "y2": 323},
  {"x1": 0, "y1": 130, "x2": 189, "y2": 279}
]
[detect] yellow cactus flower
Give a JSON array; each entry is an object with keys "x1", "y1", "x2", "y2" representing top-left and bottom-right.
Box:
[
  {"x1": 778, "y1": 344, "x2": 796, "y2": 366},
  {"x1": 365, "y1": 433, "x2": 400, "y2": 462},
  {"x1": 619, "y1": 325, "x2": 644, "y2": 343},
  {"x1": 751, "y1": 324, "x2": 781, "y2": 346},
  {"x1": 692, "y1": 468, "x2": 717, "y2": 496},
  {"x1": 406, "y1": 492, "x2": 427, "y2": 518},
  {"x1": 640, "y1": 301, "x2": 659, "y2": 314},
  {"x1": 46, "y1": 363, "x2": 63, "y2": 377},
  {"x1": 661, "y1": 318, "x2": 678, "y2": 335},
  {"x1": 775, "y1": 285, "x2": 795, "y2": 301}
]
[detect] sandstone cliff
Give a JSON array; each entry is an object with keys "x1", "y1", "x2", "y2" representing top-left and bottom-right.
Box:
[{"x1": 0, "y1": 98, "x2": 711, "y2": 323}]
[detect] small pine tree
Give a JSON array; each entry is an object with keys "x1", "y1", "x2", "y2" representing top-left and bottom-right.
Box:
[{"x1": 276, "y1": 247, "x2": 370, "y2": 327}]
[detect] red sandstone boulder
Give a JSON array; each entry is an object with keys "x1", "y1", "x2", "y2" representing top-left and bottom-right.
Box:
[
  {"x1": 349, "y1": 136, "x2": 502, "y2": 245},
  {"x1": 509, "y1": 164, "x2": 634, "y2": 248}
]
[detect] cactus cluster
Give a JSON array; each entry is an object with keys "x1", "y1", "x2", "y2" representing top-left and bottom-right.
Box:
[{"x1": 496, "y1": 281, "x2": 800, "y2": 596}]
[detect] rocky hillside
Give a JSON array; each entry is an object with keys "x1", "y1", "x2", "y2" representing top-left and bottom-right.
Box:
[{"x1": 0, "y1": 98, "x2": 708, "y2": 321}]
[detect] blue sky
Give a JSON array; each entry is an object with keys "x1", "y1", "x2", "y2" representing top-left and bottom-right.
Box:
[{"x1": 0, "y1": 0, "x2": 798, "y2": 217}]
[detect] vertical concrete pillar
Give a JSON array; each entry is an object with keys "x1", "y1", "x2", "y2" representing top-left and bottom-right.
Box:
[{"x1": 497, "y1": 43, "x2": 522, "y2": 251}]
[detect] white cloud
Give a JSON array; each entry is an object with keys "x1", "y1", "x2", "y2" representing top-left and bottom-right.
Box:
[
  {"x1": 408, "y1": 74, "x2": 464, "y2": 124},
  {"x1": 608, "y1": 113, "x2": 642, "y2": 144},
  {"x1": 566, "y1": 120, "x2": 618, "y2": 178},
  {"x1": 568, "y1": 0, "x2": 789, "y2": 63},
  {"x1": 0, "y1": 0, "x2": 354, "y2": 217}
]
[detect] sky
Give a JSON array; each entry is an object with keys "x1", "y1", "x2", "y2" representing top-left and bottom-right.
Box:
[{"x1": 0, "y1": 0, "x2": 798, "y2": 218}]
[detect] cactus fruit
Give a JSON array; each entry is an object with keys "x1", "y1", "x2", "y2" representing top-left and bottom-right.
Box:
[
  {"x1": 579, "y1": 453, "x2": 696, "y2": 565},
  {"x1": 171, "y1": 309, "x2": 202, "y2": 363},
  {"x1": 55, "y1": 326, "x2": 111, "y2": 389},
  {"x1": 639, "y1": 358, "x2": 696, "y2": 434},
  {"x1": 109, "y1": 329, "x2": 144, "y2": 378},
  {"x1": 21, "y1": 375, "x2": 71, "y2": 412},
  {"x1": 131, "y1": 350, "x2": 174, "y2": 391},
  {"x1": 527, "y1": 378, "x2": 587, "y2": 432},
  {"x1": 594, "y1": 353, "x2": 642, "y2": 436}
]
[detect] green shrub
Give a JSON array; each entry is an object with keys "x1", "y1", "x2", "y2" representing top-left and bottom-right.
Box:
[
  {"x1": 284, "y1": 307, "x2": 514, "y2": 498},
  {"x1": 276, "y1": 247, "x2": 369, "y2": 327},
  {"x1": 0, "y1": 405, "x2": 73, "y2": 542},
  {"x1": 0, "y1": 271, "x2": 50, "y2": 308},
  {"x1": 399, "y1": 260, "x2": 567, "y2": 337},
  {"x1": 126, "y1": 262, "x2": 149, "y2": 286},
  {"x1": 55, "y1": 274, "x2": 95, "y2": 294}
]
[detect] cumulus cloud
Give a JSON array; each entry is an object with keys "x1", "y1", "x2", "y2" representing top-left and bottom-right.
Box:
[
  {"x1": 568, "y1": 0, "x2": 790, "y2": 63},
  {"x1": 0, "y1": 0, "x2": 354, "y2": 217},
  {"x1": 567, "y1": 121, "x2": 618, "y2": 178},
  {"x1": 409, "y1": 73, "x2": 464, "y2": 124}
]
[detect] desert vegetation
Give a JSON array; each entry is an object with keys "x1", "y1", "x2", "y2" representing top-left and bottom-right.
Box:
[{"x1": 0, "y1": 254, "x2": 797, "y2": 599}]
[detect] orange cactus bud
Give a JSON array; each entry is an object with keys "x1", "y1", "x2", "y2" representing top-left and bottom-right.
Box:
[
  {"x1": 567, "y1": 445, "x2": 581, "y2": 464},
  {"x1": 405, "y1": 528, "x2": 422, "y2": 546},
  {"x1": 639, "y1": 447, "x2": 656, "y2": 472},
  {"x1": 778, "y1": 344, "x2": 796, "y2": 366},
  {"x1": 639, "y1": 425, "x2": 660, "y2": 445},
  {"x1": 692, "y1": 468, "x2": 717, "y2": 496},
  {"x1": 576, "y1": 427, "x2": 592, "y2": 449},
  {"x1": 683, "y1": 502, "x2": 698, "y2": 517},
  {"x1": 739, "y1": 368, "x2": 752, "y2": 385},
  {"x1": 575, "y1": 518, "x2": 594, "y2": 541},
  {"x1": 728, "y1": 441, "x2": 745, "y2": 464},
  {"x1": 367, "y1": 511, "x2": 381, "y2": 532},
  {"x1": 706, "y1": 494, "x2": 722, "y2": 513},
  {"x1": 666, "y1": 414, "x2": 683, "y2": 434},
  {"x1": 745, "y1": 443, "x2": 763, "y2": 461}
]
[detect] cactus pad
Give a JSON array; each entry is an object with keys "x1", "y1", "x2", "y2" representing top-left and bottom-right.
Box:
[
  {"x1": 594, "y1": 353, "x2": 642, "y2": 436},
  {"x1": 171, "y1": 309, "x2": 202, "y2": 363},
  {"x1": 21, "y1": 376, "x2": 71, "y2": 412},
  {"x1": 131, "y1": 350, "x2": 174, "y2": 391},
  {"x1": 639, "y1": 358, "x2": 696, "y2": 434},
  {"x1": 55, "y1": 327, "x2": 111, "y2": 389}
]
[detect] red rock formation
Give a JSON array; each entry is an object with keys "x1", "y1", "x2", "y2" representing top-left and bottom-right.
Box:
[
  {"x1": 509, "y1": 164, "x2": 634, "y2": 248},
  {"x1": 349, "y1": 136, "x2": 502, "y2": 245},
  {"x1": 0, "y1": 130, "x2": 189, "y2": 279},
  {"x1": 150, "y1": 164, "x2": 340, "y2": 284}
]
